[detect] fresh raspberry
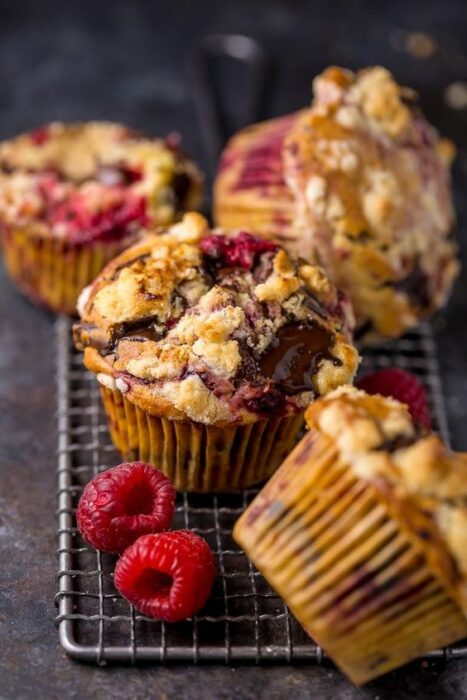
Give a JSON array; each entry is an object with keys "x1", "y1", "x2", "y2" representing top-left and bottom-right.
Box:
[
  {"x1": 114, "y1": 531, "x2": 216, "y2": 622},
  {"x1": 30, "y1": 125, "x2": 50, "y2": 145},
  {"x1": 201, "y1": 232, "x2": 277, "y2": 271},
  {"x1": 76, "y1": 462, "x2": 176, "y2": 554},
  {"x1": 356, "y1": 368, "x2": 432, "y2": 429}
]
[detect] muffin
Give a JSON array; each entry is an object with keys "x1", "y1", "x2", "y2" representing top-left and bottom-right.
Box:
[
  {"x1": 234, "y1": 386, "x2": 467, "y2": 684},
  {"x1": 73, "y1": 212, "x2": 358, "y2": 492},
  {"x1": 0, "y1": 122, "x2": 202, "y2": 314},
  {"x1": 214, "y1": 66, "x2": 459, "y2": 342}
]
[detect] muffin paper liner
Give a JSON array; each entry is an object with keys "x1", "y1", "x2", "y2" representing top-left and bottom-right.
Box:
[
  {"x1": 214, "y1": 120, "x2": 298, "y2": 246},
  {"x1": 1, "y1": 225, "x2": 128, "y2": 315},
  {"x1": 100, "y1": 385, "x2": 305, "y2": 493},
  {"x1": 233, "y1": 431, "x2": 467, "y2": 684}
]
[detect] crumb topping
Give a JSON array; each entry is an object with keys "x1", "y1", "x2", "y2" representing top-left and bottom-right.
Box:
[
  {"x1": 306, "y1": 386, "x2": 467, "y2": 596},
  {"x1": 284, "y1": 66, "x2": 458, "y2": 340},
  {"x1": 74, "y1": 213, "x2": 359, "y2": 425},
  {"x1": 214, "y1": 66, "x2": 458, "y2": 342},
  {"x1": 0, "y1": 121, "x2": 202, "y2": 244}
]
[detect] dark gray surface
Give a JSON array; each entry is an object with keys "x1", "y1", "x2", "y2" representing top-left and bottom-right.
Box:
[{"x1": 1, "y1": 1, "x2": 467, "y2": 698}]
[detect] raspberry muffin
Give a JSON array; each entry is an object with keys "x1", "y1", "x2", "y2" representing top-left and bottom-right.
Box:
[
  {"x1": 0, "y1": 122, "x2": 202, "y2": 314},
  {"x1": 235, "y1": 387, "x2": 467, "y2": 683},
  {"x1": 73, "y1": 212, "x2": 358, "y2": 492},
  {"x1": 214, "y1": 66, "x2": 459, "y2": 342}
]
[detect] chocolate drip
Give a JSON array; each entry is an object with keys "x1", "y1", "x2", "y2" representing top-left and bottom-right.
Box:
[
  {"x1": 259, "y1": 321, "x2": 341, "y2": 394},
  {"x1": 304, "y1": 294, "x2": 329, "y2": 320}
]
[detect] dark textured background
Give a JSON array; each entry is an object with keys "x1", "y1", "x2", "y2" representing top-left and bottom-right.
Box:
[{"x1": 1, "y1": 1, "x2": 467, "y2": 698}]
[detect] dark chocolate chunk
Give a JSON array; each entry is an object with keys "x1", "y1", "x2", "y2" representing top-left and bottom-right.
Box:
[
  {"x1": 118, "y1": 318, "x2": 160, "y2": 343},
  {"x1": 259, "y1": 321, "x2": 341, "y2": 394}
]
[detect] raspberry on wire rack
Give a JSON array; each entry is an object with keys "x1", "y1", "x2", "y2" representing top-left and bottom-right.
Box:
[{"x1": 76, "y1": 461, "x2": 217, "y2": 622}]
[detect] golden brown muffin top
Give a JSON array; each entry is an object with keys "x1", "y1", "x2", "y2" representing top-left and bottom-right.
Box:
[
  {"x1": 0, "y1": 121, "x2": 202, "y2": 243},
  {"x1": 284, "y1": 66, "x2": 458, "y2": 340},
  {"x1": 214, "y1": 66, "x2": 459, "y2": 342},
  {"x1": 74, "y1": 212, "x2": 359, "y2": 425},
  {"x1": 306, "y1": 386, "x2": 467, "y2": 602}
]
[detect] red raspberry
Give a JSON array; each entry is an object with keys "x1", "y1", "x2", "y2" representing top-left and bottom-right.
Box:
[
  {"x1": 30, "y1": 125, "x2": 50, "y2": 145},
  {"x1": 201, "y1": 232, "x2": 277, "y2": 270},
  {"x1": 356, "y1": 368, "x2": 432, "y2": 429},
  {"x1": 76, "y1": 462, "x2": 176, "y2": 554},
  {"x1": 114, "y1": 531, "x2": 216, "y2": 622}
]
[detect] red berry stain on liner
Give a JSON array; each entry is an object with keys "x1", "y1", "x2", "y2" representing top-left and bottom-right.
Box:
[
  {"x1": 114, "y1": 530, "x2": 216, "y2": 623},
  {"x1": 231, "y1": 114, "x2": 298, "y2": 192},
  {"x1": 76, "y1": 461, "x2": 176, "y2": 554}
]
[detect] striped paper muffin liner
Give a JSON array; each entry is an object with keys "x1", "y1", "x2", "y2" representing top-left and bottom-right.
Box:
[
  {"x1": 100, "y1": 385, "x2": 304, "y2": 493},
  {"x1": 214, "y1": 115, "x2": 298, "y2": 247},
  {"x1": 234, "y1": 431, "x2": 467, "y2": 684},
  {"x1": 1, "y1": 225, "x2": 131, "y2": 315}
]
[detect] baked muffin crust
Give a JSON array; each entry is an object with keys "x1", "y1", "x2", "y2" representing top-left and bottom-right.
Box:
[
  {"x1": 74, "y1": 213, "x2": 359, "y2": 426},
  {"x1": 215, "y1": 66, "x2": 459, "y2": 342},
  {"x1": 0, "y1": 121, "x2": 202, "y2": 244},
  {"x1": 305, "y1": 386, "x2": 467, "y2": 609}
]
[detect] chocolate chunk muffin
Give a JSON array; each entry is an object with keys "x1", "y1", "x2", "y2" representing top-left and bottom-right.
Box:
[
  {"x1": 0, "y1": 122, "x2": 202, "y2": 314},
  {"x1": 214, "y1": 66, "x2": 459, "y2": 342},
  {"x1": 235, "y1": 387, "x2": 467, "y2": 683},
  {"x1": 73, "y1": 212, "x2": 359, "y2": 492}
]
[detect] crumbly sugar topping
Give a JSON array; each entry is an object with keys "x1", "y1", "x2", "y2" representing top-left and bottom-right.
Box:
[
  {"x1": 214, "y1": 66, "x2": 459, "y2": 342},
  {"x1": 74, "y1": 213, "x2": 359, "y2": 425},
  {"x1": 283, "y1": 66, "x2": 458, "y2": 339},
  {"x1": 306, "y1": 386, "x2": 467, "y2": 592},
  {"x1": 0, "y1": 121, "x2": 202, "y2": 244}
]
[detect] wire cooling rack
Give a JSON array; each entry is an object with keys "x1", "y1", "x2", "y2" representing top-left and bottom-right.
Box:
[{"x1": 55, "y1": 316, "x2": 467, "y2": 664}]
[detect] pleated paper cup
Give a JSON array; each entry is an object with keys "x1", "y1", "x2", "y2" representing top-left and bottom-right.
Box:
[
  {"x1": 234, "y1": 431, "x2": 467, "y2": 684},
  {"x1": 213, "y1": 113, "x2": 299, "y2": 248},
  {"x1": 100, "y1": 385, "x2": 305, "y2": 493},
  {"x1": 1, "y1": 224, "x2": 131, "y2": 315}
]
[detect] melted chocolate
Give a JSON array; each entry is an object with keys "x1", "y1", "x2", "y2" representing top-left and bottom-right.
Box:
[
  {"x1": 119, "y1": 319, "x2": 160, "y2": 343},
  {"x1": 395, "y1": 261, "x2": 431, "y2": 308},
  {"x1": 259, "y1": 321, "x2": 341, "y2": 394},
  {"x1": 122, "y1": 327, "x2": 160, "y2": 342},
  {"x1": 304, "y1": 294, "x2": 329, "y2": 320}
]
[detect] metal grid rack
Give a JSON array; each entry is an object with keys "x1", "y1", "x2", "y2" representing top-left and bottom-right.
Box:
[{"x1": 55, "y1": 316, "x2": 467, "y2": 664}]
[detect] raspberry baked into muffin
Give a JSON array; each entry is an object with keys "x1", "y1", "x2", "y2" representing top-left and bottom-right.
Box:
[
  {"x1": 73, "y1": 212, "x2": 358, "y2": 492},
  {"x1": 0, "y1": 122, "x2": 202, "y2": 314},
  {"x1": 214, "y1": 66, "x2": 459, "y2": 342},
  {"x1": 235, "y1": 387, "x2": 467, "y2": 683}
]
